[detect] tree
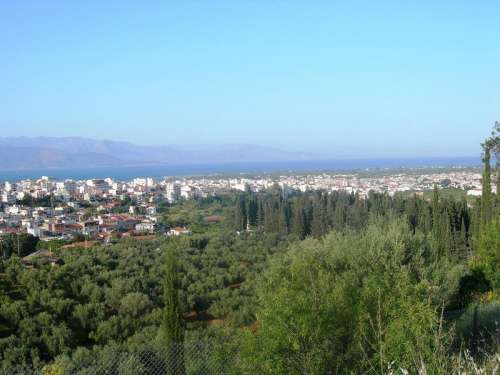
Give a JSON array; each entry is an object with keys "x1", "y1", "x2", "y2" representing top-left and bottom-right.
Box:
[
  {"x1": 256, "y1": 200, "x2": 265, "y2": 229},
  {"x1": 454, "y1": 216, "x2": 469, "y2": 260},
  {"x1": 431, "y1": 184, "x2": 440, "y2": 228},
  {"x1": 277, "y1": 202, "x2": 290, "y2": 234},
  {"x1": 290, "y1": 203, "x2": 306, "y2": 240},
  {"x1": 0, "y1": 234, "x2": 39, "y2": 259},
  {"x1": 480, "y1": 142, "x2": 493, "y2": 227},
  {"x1": 158, "y1": 246, "x2": 185, "y2": 375},
  {"x1": 311, "y1": 192, "x2": 327, "y2": 237},
  {"x1": 333, "y1": 200, "x2": 346, "y2": 230},
  {"x1": 489, "y1": 121, "x2": 500, "y2": 196},
  {"x1": 476, "y1": 219, "x2": 500, "y2": 294},
  {"x1": 246, "y1": 196, "x2": 258, "y2": 228},
  {"x1": 239, "y1": 220, "x2": 449, "y2": 374},
  {"x1": 234, "y1": 194, "x2": 247, "y2": 231}
]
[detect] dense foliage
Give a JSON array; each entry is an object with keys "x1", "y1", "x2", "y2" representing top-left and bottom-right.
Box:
[
  {"x1": 240, "y1": 220, "x2": 455, "y2": 373},
  {"x1": 0, "y1": 127, "x2": 499, "y2": 373},
  {"x1": 0, "y1": 229, "x2": 290, "y2": 372}
]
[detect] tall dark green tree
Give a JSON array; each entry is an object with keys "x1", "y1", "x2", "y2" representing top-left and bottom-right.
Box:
[
  {"x1": 480, "y1": 143, "x2": 493, "y2": 227},
  {"x1": 311, "y1": 192, "x2": 328, "y2": 238},
  {"x1": 246, "y1": 196, "x2": 258, "y2": 227},
  {"x1": 256, "y1": 200, "x2": 265, "y2": 229},
  {"x1": 235, "y1": 194, "x2": 248, "y2": 231},
  {"x1": 159, "y1": 247, "x2": 185, "y2": 374},
  {"x1": 431, "y1": 184, "x2": 440, "y2": 227},
  {"x1": 277, "y1": 202, "x2": 290, "y2": 234},
  {"x1": 290, "y1": 203, "x2": 307, "y2": 239},
  {"x1": 491, "y1": 121, "x2": 500, "y2": 197},
  {"x1": 436, "y1": 210, "x2": 453, "y2": 257},
  {"x1": 454, "y1": 216, "x2": 469, "y2": 260},
  {"x1": 333, "y1": 200, "x2": 346, "y2": 230}
]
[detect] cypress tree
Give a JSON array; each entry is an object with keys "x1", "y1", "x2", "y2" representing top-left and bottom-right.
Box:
[
  {"x1": 480, "y1": 143, "x2": 493, "y2": 227},
  {"x1": 159, "y1": 247, "x2": 185, "y2": 374},
  {"x1": 311, "y1": 192, "x2": 327, "y2": 237},
  {"x1": 278, "y1": 202, "x2": 290, "y2": 234},
  {"x1": 431, "y1": 184, "x2": 440, "y2": 230},
  {"x1": 471, "y1": 204, "x2": 482, "y2": 249},
  {"x1": 438, "y1": 210, "x2": 453, "y2": 258},
  {"x1": 459, "y1": 216, "x2": 470, "y2": 259},
  {"x1": 256, "y1": 200, "x2": 265, "y2": 229},
  {"x1": 291, "y1": 203, "x2": 306, "y2": 239},
  {"x1": 235, "y1": 194, "x2": 247, "y2": 231},
  {"x1": 295, "y1": 195, "x2": 313, "y2": 236},
  {"x1": 334, "y1": 201, "x2": 346, "y2": 230},
  {"x1": 492, "y1": 121, "x2": 500, "y2": 198},
  {"x1": 420, "y1": 206, "x2": 433, "y2": 234},
  {"x1": 263, "y1": 201, "x2": 274, "y2": 232},
  {"x1": 326, "y1": 193, "x2": 336, "y2": 229},
  {"x1": 247, "y1": 196, "x2": 258, "y2": 227},
  {"x1": 406, "y1": 195, "x2": 419, "y2": 233}
]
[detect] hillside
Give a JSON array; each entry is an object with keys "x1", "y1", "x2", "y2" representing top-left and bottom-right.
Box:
[{"x1": 0, "y1": 137, "x2": 318, "y2": 170}]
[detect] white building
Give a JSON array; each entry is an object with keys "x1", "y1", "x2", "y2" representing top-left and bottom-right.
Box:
[
  {"x1": 64, "y1": 180, "x2": 78, "y2": 195},
  {"x1": 467, "y1": 189, "x2": 482, "y2": 197},
  {"x1": 1, "y1": 191, "x2": 16, "y2": 204},
  {"x1": 165, "y1": 183, "x2": 181, "y2": 203},
  {"x1": 135, "y1": 221, "x2": 156, "y2": 233}
]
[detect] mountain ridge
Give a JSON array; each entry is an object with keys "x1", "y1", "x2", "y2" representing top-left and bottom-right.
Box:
[{"x1": 0, "y1": 136, "x2": 320, "y2": 170}]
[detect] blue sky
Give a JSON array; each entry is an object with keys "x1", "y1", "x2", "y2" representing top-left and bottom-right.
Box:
[{"x1": 1, "y1": 1, "x2": 499, "y2": 157}]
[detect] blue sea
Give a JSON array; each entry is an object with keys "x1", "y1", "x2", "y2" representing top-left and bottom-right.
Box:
[{"x1": 0, "y1": 157, "x2": 481, "y2": 181}]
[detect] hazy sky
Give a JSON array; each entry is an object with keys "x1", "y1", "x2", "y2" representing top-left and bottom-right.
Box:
[{"x1": 1, "y1": 1, "x2": 499, "y2": 157}]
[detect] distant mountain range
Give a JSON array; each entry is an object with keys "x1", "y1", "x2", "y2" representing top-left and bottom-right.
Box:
[{"x1": 0, "y1": 137, "x2": 320, "y2": 170}]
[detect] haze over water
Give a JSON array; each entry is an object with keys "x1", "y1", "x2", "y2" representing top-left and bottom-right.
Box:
[{"x1": 0, "y1": 157, "x2": 480, "y2": 181}]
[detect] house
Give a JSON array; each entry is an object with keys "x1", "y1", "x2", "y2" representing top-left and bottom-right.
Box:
[
  {"x1": 86, "y1": 179, "x2": 109, "y2": 192},
  {"x1": 109, "y1": 215, "x2": 140, "y2": 232},
  {"x1": 27, "y1": 226, "x2": 41, "y2": 237},
  {"x1": 82, "y1": 220, "x2": 100, "y2": 236},
  {"x1": 167, "y1": 227, "x2": 192, "y2": 237},
  {"x1": 135, "y1": 221, "x2": 156, "y2": 233}
]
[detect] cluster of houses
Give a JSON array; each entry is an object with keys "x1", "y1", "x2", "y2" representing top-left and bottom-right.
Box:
[
  {"x1": 1, "y1": 203, "x2": 160, "y2": 240},
  {"x1": 0, "y1": 176, "x2": 199, "y2": 244}
]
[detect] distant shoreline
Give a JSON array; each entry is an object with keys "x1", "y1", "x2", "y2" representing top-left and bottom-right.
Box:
[{"x1": 0, "y1": 157, "x2": 481, "y2": 181}]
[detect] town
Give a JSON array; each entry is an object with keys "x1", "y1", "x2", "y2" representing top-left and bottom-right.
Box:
[{"x1": 0, "y1": 168, "x2": 485, "y2": 245}]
